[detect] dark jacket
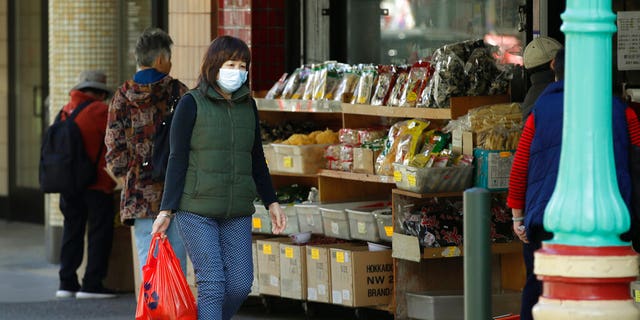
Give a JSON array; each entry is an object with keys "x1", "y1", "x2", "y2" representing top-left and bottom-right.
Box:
[
  {"x1": 521, "y1": 69, "x2": 555, "y2": 119},
  {"x1": 524, "y1": 80, "x2": 631, "y2": 231},
  {"x1": 105, "y1": 74, "x2": 189, "y2": 224}
]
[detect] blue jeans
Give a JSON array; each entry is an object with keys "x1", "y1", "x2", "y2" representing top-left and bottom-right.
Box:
[
  {"x1": 174, "y1": 211, "x2": 253, "y2": 320},
  {"x1": 134, "y1": 218, "x2": 187, "y2": 276}
]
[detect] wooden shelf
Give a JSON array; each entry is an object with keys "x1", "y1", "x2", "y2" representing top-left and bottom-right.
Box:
[
  {"x1": 421, "y1": 242, "x2": 521, "y2": 259},
  {"x1": 392, "y1": 188, "x2": 463, "y2": 199},
  {"x1": 255, "y1": 98, "x2": 342, "y2": 113},
  {"x1": 268, "y1": 171, "x2": 317, "y2": 178},
  {"x1": 341, "y1": 104, "x2": 452, "y2": 119},
  {"x1": 317, "y1": 170, "x2": 395, "y2": 184}
]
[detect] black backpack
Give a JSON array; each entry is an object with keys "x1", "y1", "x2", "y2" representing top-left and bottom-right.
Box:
[
  {"x1": 39, "y1": 100, "x2": 101, "y2": 195},
  {"x1": 151, "y1": 80, "x2": 181, "y2": 182}
]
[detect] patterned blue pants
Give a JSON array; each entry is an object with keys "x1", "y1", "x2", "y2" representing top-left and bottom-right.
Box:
[{"x1": 175, "y1": 211, "x2": 253, "y2": 320}]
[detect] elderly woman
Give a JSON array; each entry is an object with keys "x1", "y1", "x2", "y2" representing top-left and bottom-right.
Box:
[{"x1": 105, "y1": 28, "x2": 189, "y2": 275}]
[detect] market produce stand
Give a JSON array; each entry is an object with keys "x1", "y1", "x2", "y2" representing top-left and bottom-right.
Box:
[{"x1": 254, "y1": 95, "x2": 524, "y2": 319}]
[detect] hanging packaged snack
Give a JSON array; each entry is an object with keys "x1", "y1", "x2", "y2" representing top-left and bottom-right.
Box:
[
  {"x1": 351, "y1": 64, "x2": 377, "y2": 105},
  {"x1": 265, "y1": 73, "x2": 289, "y2": 99},
  {"x1": 289, "y1": 65, "x2": 312, "y2": 99},
  {"x1": 370, "y1": 65, "x2": 397, "y2": 106},
  {"x1": 399, "y1": 60, "x2": 432, "y2": 108},
  {"x1": 387, "y1": 65, "x2": 410, "y2": 107},
  {"x1": 332, "y1": 66, "x2": 360, "y2": 103}
]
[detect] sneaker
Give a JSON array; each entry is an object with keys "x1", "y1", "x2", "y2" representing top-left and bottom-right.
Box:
[
  {"x1": 55, "y1": 289, "x2": 77, "y2": 299},
  {"x1": 76, "y1": 287, "x2": 117, "y2": 299}
]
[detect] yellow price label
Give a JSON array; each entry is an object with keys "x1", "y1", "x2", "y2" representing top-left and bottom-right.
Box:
[
  {"x1": 393, "y1": 170, "x2": 402, "y2": 182},
  {"x1": 407, "y1": 173, "x2": 417, "y2": 187},
  {"x1": 635, "y1": 290, "x2": 640, "y2": 302},
  {"x1": 384, "y1": 226, "x2": 393, "y2": 237},
  {"x1": 311, "y1": 248, "x2": 320, "y2": 260},
  {"x1": 263, "y1": 244, "x2": 272, "y2": 255},
  {"x1": 336, "y1": 251, "x2": 345, "y2": 263},
  {"x1": 442, "y1": 246, "x2": 460, "y2": 257},
  {"x1": 499, "y1": 151, "x2": 512, "y2": 158},
  {"x1": 407, "y1": 91, "x2": 417, "y2": 102},
  {"x1": 283, "y1": 156, "x2": 293, "y2": 168},
  {"x1": 285, "y1": 247, "x2": 294, "y2": 258},
  {"x1": 252, "y1": 217, "x2": 261, "y2": 229}
]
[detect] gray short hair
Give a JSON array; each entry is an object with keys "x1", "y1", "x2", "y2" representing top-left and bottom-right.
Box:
[{"x1": 135, "y1": 28, "x2": 173, "y2": 67}]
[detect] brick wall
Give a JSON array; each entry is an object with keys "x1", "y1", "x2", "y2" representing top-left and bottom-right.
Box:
[{"x1": 217, "y1": 0, "x2": 287, "y2": 94}]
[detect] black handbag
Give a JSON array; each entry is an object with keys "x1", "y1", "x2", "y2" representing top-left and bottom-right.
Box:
[{"x1": 152, "y1": 81, "x2": 181, "y2": 182}]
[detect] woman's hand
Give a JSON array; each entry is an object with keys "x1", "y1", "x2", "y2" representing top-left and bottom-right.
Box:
[
  {"x1": 268, "y1": 202, "x2": 287, "y2": 234},
  {"x1": 152, "y1": 210, "x2": 173, "y2": 237}
]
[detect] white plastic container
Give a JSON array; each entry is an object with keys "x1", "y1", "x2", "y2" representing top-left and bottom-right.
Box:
[
  {"x1": 252, "y1": 203, "x2": 272, "y2": 234},
  {"x1": 393, "y1": 163, "x2": 474, "y2": 193},
  {"x1": 319, "y1": 201, "x2": 389, "y2": 240},
  {"x1": 295, "y1": 202, "x2": 323, "y2": 234},
  {"x1": 346, "y1": 205, "x2": 391, "y2": 242},
  {"x1": 374, "y1": 208, "x2": 393, "y2": 242}
]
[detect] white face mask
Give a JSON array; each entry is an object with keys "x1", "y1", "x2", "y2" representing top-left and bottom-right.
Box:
[{"x1": 217, "y1": 68, "x2": 248, "y2": 93}]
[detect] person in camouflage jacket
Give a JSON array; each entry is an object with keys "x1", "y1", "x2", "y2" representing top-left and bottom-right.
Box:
[{"x1": 105, "y1": 28, "x2": 189, "y2": 275}]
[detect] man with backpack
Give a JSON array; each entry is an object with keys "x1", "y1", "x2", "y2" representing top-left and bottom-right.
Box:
[{"x1": 51, "y1": 70, "x2": 117, "y2": 299}]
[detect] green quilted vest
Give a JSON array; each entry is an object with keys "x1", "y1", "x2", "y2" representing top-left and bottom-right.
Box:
[{"x1": 179, "y1": 84, "x2": 257, "y2": 218}]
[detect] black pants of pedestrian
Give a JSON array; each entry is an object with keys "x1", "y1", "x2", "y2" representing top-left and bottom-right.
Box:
[
  {"x1": 520, "y1": 226, "x2": 553, "y2": 320},
  {"x1": 58, "y1": 189, "x2": 115, "y2": 291}
]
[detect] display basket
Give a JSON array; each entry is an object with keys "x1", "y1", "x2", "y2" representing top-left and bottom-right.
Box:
[{"x1": 393, "y1": 163, "x2": 474, "y2": 193}]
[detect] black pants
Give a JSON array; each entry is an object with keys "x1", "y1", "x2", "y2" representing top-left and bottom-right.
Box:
[
  {"x1": 520, "y1": 226, "x2": 553, "y2": 320},
  {"x1": 58, "y1": 189, "x2": 115, "y2": 291}
]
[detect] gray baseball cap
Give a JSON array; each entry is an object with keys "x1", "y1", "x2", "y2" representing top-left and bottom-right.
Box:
[{"x1": 71, "y1": 70, "x2": 111, "y2": 94}]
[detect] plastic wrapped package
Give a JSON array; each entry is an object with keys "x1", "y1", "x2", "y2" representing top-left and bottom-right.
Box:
[
  {"x1": 400, "y1": 60, "x2": 432, "y2": 108},
  {"x1": 387, "y1": 65, "x2": 410, "y2": 107},
  {"x1": 323, "y1": 63, "x2": 347, "y2": 100},
  {"x1": 338, "y1": 128, "x2": 359, "y2": 145},
  {"x1": 265, "y1": 73, "x2": 289, "y2": 99},
  {"x1": 351, "y1": 64, "x2": 377, "y2": 105},
  {"x1": 332, "y1": 68, "x2": 359, "y2": 103},
  {"x1": 302, "y1": 64, "x2": 321, "y2": 100},
  {"x1": 357, "y1": 127, "x2": 387, "y2": 144},
  {"x1": 488, "y1": 63, "x2": 514, "y2": 96},
  {"x1": 289, "y1": 65, "x2": 312, "y2": 99},
  {"x1": 464, "y1": 46, "x2": 500, "y2": 96},
  {"x1": 370, "y1": 65, "x2": 396, "y2": 106},
  {"x1": 375, "y1": 119, "x2": 430, "y2": 176}
]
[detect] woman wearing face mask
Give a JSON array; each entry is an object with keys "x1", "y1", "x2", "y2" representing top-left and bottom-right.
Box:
[{"x1": 152, "y1": 35, "x2": 286, "y2": 320}]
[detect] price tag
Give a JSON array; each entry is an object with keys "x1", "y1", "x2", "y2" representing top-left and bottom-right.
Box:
[
  {"x1": 635, "y1": 289, "x2": 640, "y2": 302},
  {"x1": 407, "y1": 173, "x2": 417, "y2": 187},
  {"x1": 441, "y1": 246, "x2": 461, "y2": 257},
  {"x1": 393, "y1": 170, "x2": 402, "y2": 182},
  {"x1": 384, "y1": 226, "x2": 393, "y2": 237},
  {"x1": 252, "y1": 217, "x2": 261, "y2": 229},
  {"x1": 357, "y1": 222, "x2": 366, "y2": 234},
  {"x1": 311, "y1": 248, "x2": 320, "y2": 260},
  {"x1": 336, "y1": 251, "x2": 345, "y2": 263},
  {"x1": 285, "y1": 247, "x2": 294, "y2": 258},
  {"x1": 283, "y1": 156, "x2": 293, "y2": 168},
  {"x1": 263, "y1": 244, "x2": 272, "y2": 255}
]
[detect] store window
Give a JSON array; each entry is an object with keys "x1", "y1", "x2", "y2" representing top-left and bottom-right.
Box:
[{"x1": 379, "y1": 0, "x2": 526, "y2": 65}]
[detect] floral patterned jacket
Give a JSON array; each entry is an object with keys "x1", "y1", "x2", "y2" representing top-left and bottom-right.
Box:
[{"x1": 105, "y1": 75, "x2": 188, "y2": 225}]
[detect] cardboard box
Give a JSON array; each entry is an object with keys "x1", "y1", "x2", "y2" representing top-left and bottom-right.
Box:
[
  {"x1": 306, "y1": 243, "x2": 357, "y2": 303},
  {"x1": 279, "y1": 243, "x2": 307, "y2": 300},
  {"x1": 474, "y1": 148, "x2": 515, "y2": 191},
  {"x1": 257, "y1": 238, "x2": 290, "y2": 296},
  {"x1": 353, "y1": 148, "x2": 381, "y2": 174},
  {"x1": 250, "y1": 234, "x2": 272, "y2": 296},
  {"x1": 330, "y1": 246, "x2": 394, "y2": 307},
  {"x1": 452, "y1": 129, "x2": 475, "y2": 156}
]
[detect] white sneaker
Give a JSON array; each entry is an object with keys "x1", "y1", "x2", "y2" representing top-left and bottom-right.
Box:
[
  {"x1": 76, "y1": 288, "x2": 117, "y2": 299},
  {"x1": 55, "y1": 289, "x2": 77, "y2": 299}
]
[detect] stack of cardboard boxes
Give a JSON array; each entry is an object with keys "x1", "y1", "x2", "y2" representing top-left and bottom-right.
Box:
[{"x1": 254, "y1": 237, "x2": 394, "y2": 308}]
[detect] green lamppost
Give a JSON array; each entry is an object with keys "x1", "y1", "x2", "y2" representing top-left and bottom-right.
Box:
[{"x1": 533, "y1": 1, "x2": 639, "y2": 319}]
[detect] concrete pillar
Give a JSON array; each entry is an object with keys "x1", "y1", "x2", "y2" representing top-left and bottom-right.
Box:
[
  {"x1": 46, "y1": 0, "x2": 120, "y2": 263},
  {"x1": 533, "y1": 0, "x2": 639, "y2": 318}
]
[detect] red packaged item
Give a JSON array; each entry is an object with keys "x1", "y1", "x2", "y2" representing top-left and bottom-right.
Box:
[
  {"x1": 370, "y1": 65, "x2": 396, "y2": 106},
  {"x1": 136, "y1": 234, "x2": 197, "y2": 320},
  {"x1": 387, "y1": 65, "x2": 410, "y2": 107},
  {"x1": 400, "y1": 60, "x2": 432, "y2": 108},
  {"x1": 339, "y1": 128, "x2": 359, "y2": 145}
]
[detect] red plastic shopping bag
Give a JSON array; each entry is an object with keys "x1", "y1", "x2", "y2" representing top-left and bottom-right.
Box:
[{"x1": 135, "y1": 233, "x2": 197, "y2": 320}]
